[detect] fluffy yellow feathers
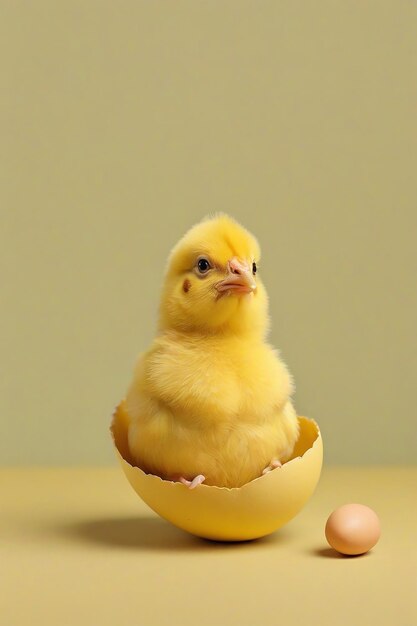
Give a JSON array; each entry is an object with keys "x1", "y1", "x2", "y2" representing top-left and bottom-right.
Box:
[
  {"x1": 126, "y1": 214, "x2": 299, "y2": 488},
  {"x1": 159, "y1": 213, "x2": 267, "y2": 336}
]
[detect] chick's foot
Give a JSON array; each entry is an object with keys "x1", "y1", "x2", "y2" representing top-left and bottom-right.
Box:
[
  {"x1": 170, "y1": 474, "x2": 206, "y2": 489},
  {"x1": 180, "y1": 474, "x2": 206, "y2": 489},
  {"x1": 262, "y1": 459, "x2": 282, "y2": 475}
]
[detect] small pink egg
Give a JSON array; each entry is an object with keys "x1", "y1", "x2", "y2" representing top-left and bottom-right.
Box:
[{"x1": 325, "y1": 503, "x2": 381, "y2": 556}]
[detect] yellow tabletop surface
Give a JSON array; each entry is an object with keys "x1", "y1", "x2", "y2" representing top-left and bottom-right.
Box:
[{"x1": 2, "y1": 466, "x2": 416, "y2": 626}]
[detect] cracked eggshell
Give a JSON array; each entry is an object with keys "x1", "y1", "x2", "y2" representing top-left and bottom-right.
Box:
[{"x1": 111, "y1": 402, "x2": 323, "y2": 542}]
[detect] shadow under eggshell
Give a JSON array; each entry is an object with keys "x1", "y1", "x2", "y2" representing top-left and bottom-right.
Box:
[{"x1": 111, "y1": 402, "x2": 323, "y2": 541}]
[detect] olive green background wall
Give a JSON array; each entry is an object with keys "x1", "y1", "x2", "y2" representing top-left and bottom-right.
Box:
[{"x1": 1, "y1": 1, "x2": 416, "y2": 465}]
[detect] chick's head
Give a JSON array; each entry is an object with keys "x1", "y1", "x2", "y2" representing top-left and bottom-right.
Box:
[{"x1": 158, "y1": 214, "x2": 269, "y2": 336}]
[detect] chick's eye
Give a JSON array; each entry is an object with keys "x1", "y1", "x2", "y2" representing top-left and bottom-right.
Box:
[
  {"x1": 252, "y1": 262, "x2": 257, "y2": 275},
  {"x1": 197, "y1": 258, "x2": 211, "y2": 274}
]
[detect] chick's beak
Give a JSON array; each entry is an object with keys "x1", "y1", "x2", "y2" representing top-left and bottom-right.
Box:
[{"x1": 216, "y1": 257, "x2": 256, "y2": 295}]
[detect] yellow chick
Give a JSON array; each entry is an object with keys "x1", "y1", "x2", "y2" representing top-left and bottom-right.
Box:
[{"x1": 126, "y1": 214, "x2": 299, "y2": 488}]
